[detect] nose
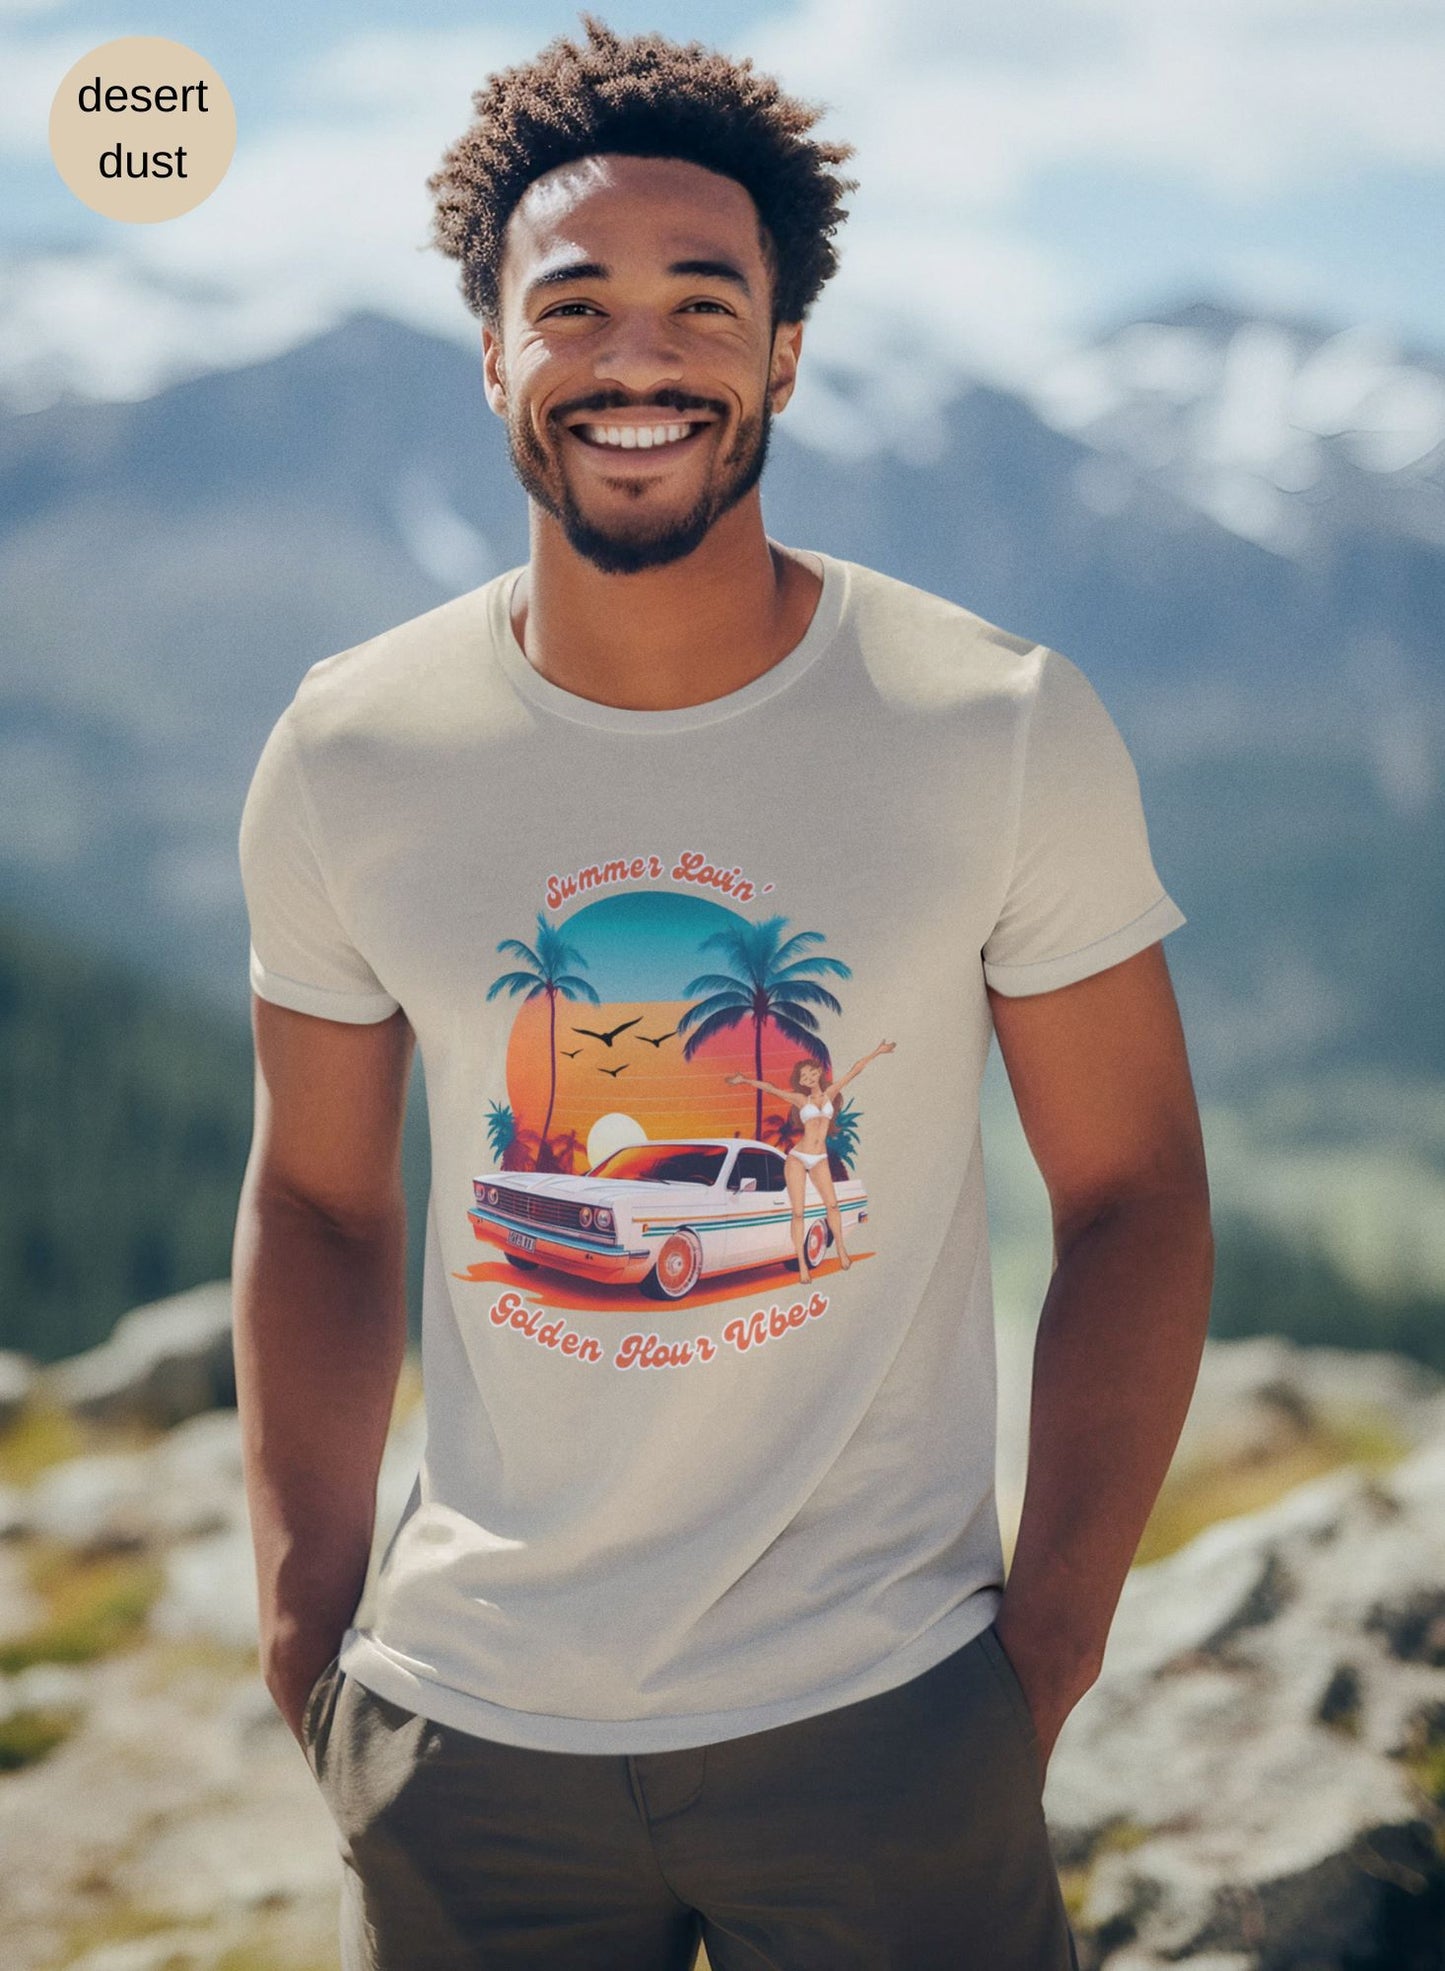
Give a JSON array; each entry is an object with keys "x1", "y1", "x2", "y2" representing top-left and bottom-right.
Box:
[{"x1": 591, "y1": 309, "x2": 685, "y2": 394}]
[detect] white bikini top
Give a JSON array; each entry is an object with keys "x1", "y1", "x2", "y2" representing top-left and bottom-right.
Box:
[{"x1": 798, "y1": 1099, "x2": 834, "y2": 1122}]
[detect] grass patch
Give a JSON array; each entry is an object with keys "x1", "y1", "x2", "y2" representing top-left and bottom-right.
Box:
[
  {"x1": 212, "y1": 1949, "x2": 340, "y2": 1971},
  {"x1": 56, "y1": 1903, "x2": 342, "y2": 1971},
  {"x1": 0, "y1": 1395, "x2": 89, "y2": 1483},
  {"x1": 1134, "y1": 1409, "x2": 1411, "y2": 1566},
  {"x1": 1058, "y1": 1863, "x2": 1092, "y2": 1922},
  {"x1": 135, "y1": 1633, "x2": 260, "y2": 1691},
  {"x1": 1054, "y1": 1817, "x2": 1153, "y2": 1926},
  {"x1": 49, "y1": 1898, "x2": 185, "y2": 1965},
  {"x1": 0, "y1": 1541, "x2": 164, "y2": 1671},
  {"x1": 1406, "y1": 1742, "x2": 1445, "y2": 1808},
  {"x1": 393, "y1": 1352, "x2": 425, "y2": 1425},
  {"x1": 1403, "y1": 1706, "x2": 1445, "y2": 1811},
  {"x1": 0, "y1": 1391, "x2": 168, "y2": 1486},
  {"x1": 0, "y1": 1703, "x2": 82, "y2": 1771}
]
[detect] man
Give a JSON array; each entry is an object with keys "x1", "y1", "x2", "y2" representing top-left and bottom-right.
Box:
[{"x1": 235, "y1": 15, "x2": 1214, "y2": 1970}]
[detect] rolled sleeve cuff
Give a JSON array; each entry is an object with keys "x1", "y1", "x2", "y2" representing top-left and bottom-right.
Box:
[
  {"x1": 982, "y1": 892, "x2": 1187, "y2": 998},
  {"x1": 249, "y1": 945, "x2": 401, "y2": 1024}
]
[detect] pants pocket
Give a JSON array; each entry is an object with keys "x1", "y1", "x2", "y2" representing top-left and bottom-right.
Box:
[
  {"x1": 299, "y1": 1652, "x2": 345, "y2": 1775},
  {"x1": 976, "y1": 1622, "x2": 1043, "y2": 1775},
  {"x1": 314, "y1": 1675, "x2": 436, "y2": 1856}
]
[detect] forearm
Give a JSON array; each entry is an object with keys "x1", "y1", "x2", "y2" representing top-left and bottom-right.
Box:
[
  {"x1": 1001, "y1": 1188, "x2": 1214, "y2": 1687},
  {"x1": 232, "y1": 1169, "x2": 409, "y2": 1695}
]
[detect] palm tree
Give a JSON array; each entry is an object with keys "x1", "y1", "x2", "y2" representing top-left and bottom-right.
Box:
[
  {"x1": 484, "y1": 1100, "x2": 536, "y2": 1172},
  {"x1": 826, "y1": 1097, "x2": 861, "y2": 1172},
  {"x1": 679, "y1": 916, "x2": 851, "y2": 1140},
  {"x1": 487, "y1": 913, "x2": 600, "y2": 1171},
  {"x1": 485, "y1": 1100, "x2": 516, "y2": 1163}
]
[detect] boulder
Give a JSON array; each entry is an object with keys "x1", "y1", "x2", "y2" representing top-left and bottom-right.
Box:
[
  {"x1": 0, "y1": 1349, "x2": 36, "y2": 1432},
  {"x1": 1169, "y1": 1334, "x2": 1444, "y2": 1473},
  {"x1": 43, "y1": 1283, "x2": 234, "y2": 1430},
  {"x1": 1044, "y1": 1436, "x2": 1445, "y2": 1966}
]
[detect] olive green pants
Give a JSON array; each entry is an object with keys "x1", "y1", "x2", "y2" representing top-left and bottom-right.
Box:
[{"x1": 301, "y1": 1623, "x2": 1080, "y2": 1970}]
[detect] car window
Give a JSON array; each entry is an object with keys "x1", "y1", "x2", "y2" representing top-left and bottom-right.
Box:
[
  {"x1": 587, "y1": 1145, "x2": 728, "y2": 1186},
  {"x1": 730, "y1": 1148, "x2": 787, "y2": 1193}
]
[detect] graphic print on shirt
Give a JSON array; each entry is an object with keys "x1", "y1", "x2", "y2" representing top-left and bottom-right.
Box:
[{"x1": 456, "y1": 852, "x2": 895, "y2": 1363}]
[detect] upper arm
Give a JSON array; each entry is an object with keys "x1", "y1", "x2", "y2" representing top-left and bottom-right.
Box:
[
  {"x1": 239, "y1": 696, "x2": 413, "y2": 1228},
  {"x1": 246, "y1": 993, "x2": 415, "y2": 1232},
  {"x1": 988, "y1": 942, "x2": 1210, "y2": 1253}
]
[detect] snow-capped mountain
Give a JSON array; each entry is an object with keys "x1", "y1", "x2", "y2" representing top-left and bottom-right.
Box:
[{"x1": 1, "y1": 300, "x2": 1441, "y2": 1095}]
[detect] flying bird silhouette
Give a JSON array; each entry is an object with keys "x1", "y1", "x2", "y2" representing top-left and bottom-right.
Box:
[
  {"x1": 637, "y1": 1029, "x2": 678, "y2": 1048},
  {"x1": 598, "y1": 1063, "x2": 631, "y2": 1079},
  {"x1": 573, "y1": 1017, "x2": 642, "y2": 1048},
  {"x1": 560, "y1": 1048, "x2": 582, "y2": 1058}
]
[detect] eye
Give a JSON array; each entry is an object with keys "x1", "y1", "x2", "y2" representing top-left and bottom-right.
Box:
[
  {"x1": 542, "y1": 301, "x2": 599, "y2": 319},
  {"x1": 684, "y1": 298, "x2": 732, "y2": 314}
]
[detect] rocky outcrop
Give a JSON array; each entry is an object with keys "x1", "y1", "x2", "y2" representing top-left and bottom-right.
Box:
[
  {"x1": 42, "y1": 1281, "x2": 236, "y2": 1430},
  {"x1": 0, "y1": 1322, "x2": 1442, "y2": 1969},
  {"x1": 0, "y1": 1351, "x2": 426, "y2": 1971},
  {"x1": 1045, "y1": 1442, "x2": 1445, "y2": 1968},
  {"x1": 0, "y1": 1349, "x2": 36, "y2": 1433}
]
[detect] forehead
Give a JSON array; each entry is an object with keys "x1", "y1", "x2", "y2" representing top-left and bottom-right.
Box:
[{"x1": 502, "y1": 152, "x2": 766, "y2": 280}]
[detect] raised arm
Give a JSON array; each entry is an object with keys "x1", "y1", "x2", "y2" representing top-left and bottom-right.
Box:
[
  {"x1": 232, "y1": 995, "x2": 414, "y2": 1746},
  {"x1": 725, "y1": 1071, "x2": 797, "y2": 1103},
  {"x1": 826, "y1": 1038, "x2": 896, "y2": 1099}
]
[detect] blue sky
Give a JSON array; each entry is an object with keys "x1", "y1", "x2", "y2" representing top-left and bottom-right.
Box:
[{"x1": 3, "y1": 0, "x2": 1443, "y2": 415}]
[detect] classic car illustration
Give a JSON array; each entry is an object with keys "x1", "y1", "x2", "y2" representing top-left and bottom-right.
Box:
[{"x1": 468, "y1": 1138, "x2": 868, "y2": 1300}]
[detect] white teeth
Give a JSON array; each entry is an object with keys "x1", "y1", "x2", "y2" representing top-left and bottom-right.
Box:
[{"x1": 577, "y1": 421, "x2": 698, "y2": 450}]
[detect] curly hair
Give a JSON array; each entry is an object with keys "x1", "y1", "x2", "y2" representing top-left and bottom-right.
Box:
[{"x1": 425, "y1": 12, "x2": 858, "y2": 332}]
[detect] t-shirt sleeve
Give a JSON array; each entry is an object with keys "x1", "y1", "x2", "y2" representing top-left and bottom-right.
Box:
[
  {"x1": 239, "y1": 706, "x2": 401, "y2": 1024},
  {"x1": 981, "y1": 647, "x2": 1186, "y2": 996}
]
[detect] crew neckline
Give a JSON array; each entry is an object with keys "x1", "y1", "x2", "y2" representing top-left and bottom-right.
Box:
[{"x1": 486, "y1": 547, "x2": 849, "y2": 734}]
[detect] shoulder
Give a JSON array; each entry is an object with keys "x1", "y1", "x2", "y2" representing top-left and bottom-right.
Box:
[
  {"x1": 833, "y1": 556, "x2": 1050, "y2": 717},
  {"x1": 285, "y1": 572, "x2": 516, "y2": 763}
]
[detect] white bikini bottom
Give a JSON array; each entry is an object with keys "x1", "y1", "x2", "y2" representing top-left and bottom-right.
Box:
[{"x1": 787, "y1": 1147, "x2": 828, "y2": 1171}]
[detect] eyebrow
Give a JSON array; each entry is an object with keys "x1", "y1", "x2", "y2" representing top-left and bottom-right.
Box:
[{"x1": 523, "y1": 257, "x2": 753, "y2": 307}]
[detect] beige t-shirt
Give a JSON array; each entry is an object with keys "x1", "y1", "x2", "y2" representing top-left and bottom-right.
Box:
[{"x1": 239, "y1": 548, "x2": 1185, "y2": 1752}]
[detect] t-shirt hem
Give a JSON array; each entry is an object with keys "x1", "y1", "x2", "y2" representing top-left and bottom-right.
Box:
[
  {"x1": 982, "y1": 891, "x2": 1186, "y2": 998},
  {"x1": 249, "y1": 946, "x2": 400, "y2": 1024},
  {"x1": 334, "y1": 1591, "x2": 1002, "y2": 1753}
]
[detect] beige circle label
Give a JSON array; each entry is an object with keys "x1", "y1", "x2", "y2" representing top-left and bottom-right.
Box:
[{"x1": 49, "y1": 36, "x2": 235, "y2": 223}]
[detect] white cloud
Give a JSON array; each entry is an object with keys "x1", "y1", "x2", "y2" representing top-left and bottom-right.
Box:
[
  {"x1": 745, "y1": 0, "x2": 1445, "y2": 202},
  {"x1": 0, "y1": 22, "x2": 131, "y2": 157},
  {"x1": 1, "y1": 2, "x2": 1441, "y2": 418},
  {"x1": 0, "y1": 0, "x2": 77, "y2": 19}
]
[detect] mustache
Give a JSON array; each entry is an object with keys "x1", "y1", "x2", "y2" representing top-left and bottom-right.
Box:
[{"x1": 554, "y1": 391, "x2": 727, "y2": 422}]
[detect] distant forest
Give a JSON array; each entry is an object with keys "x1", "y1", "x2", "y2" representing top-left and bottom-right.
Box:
[
  {"x1": 0, "y1": 906, "x2": 1440, "y2": 1372},
  {"x1": 0, "y1": 908, "x2": 428, "y2": 1363}
]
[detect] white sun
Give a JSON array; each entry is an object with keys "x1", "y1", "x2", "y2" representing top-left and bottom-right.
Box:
[{"x1": 586, "y1": 1112, "x2": 648, "y2": 1170}]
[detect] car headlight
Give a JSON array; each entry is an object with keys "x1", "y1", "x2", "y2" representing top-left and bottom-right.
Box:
[
  {"x1": 486, "y1": 1185, "x2": 500, "y2": 1207},
  {"x1": 578, "y1": 1205, "x2": 593, "y2": 1228},
  {"x1": 595, "y1": 1207, "x2": 614, "y2": 1233}
]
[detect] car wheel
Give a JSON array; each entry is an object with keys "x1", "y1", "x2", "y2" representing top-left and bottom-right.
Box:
[
  {"x1": 505, "y1": 1253, "x2": 539, "y2": 1271},
  {"x1": 803, "y1": 1221, "x2": 829, "y2": 1270},
  {"x1": 645, "y1": 1229, "x2": 703, "y2": 1300}
]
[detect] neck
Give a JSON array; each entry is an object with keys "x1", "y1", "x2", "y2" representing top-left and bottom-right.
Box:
[{"x1": 509, "y1": 497, "x2": 822, "y2": 712}]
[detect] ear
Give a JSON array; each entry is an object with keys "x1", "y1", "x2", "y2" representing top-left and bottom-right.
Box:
[
  {"x1": 482, "y1": 321, "x2": 507, "y2": 419},
  {"x1": 768, "y1": 320, "x2": 805, "y2": 415}
]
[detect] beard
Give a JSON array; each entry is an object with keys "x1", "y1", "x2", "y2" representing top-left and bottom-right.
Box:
[{"x1": 505, "y1": 391, "x2": 774, "y2": 576}]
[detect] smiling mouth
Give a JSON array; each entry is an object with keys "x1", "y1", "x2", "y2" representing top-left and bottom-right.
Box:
[{"x1": 566, "y1": 418, "x2": 715, "y2": 457}]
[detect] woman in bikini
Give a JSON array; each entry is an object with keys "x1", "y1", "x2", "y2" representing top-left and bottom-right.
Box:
[{"x1": 726, "y1": 1041, "x2": 895, "y2": 1283}]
